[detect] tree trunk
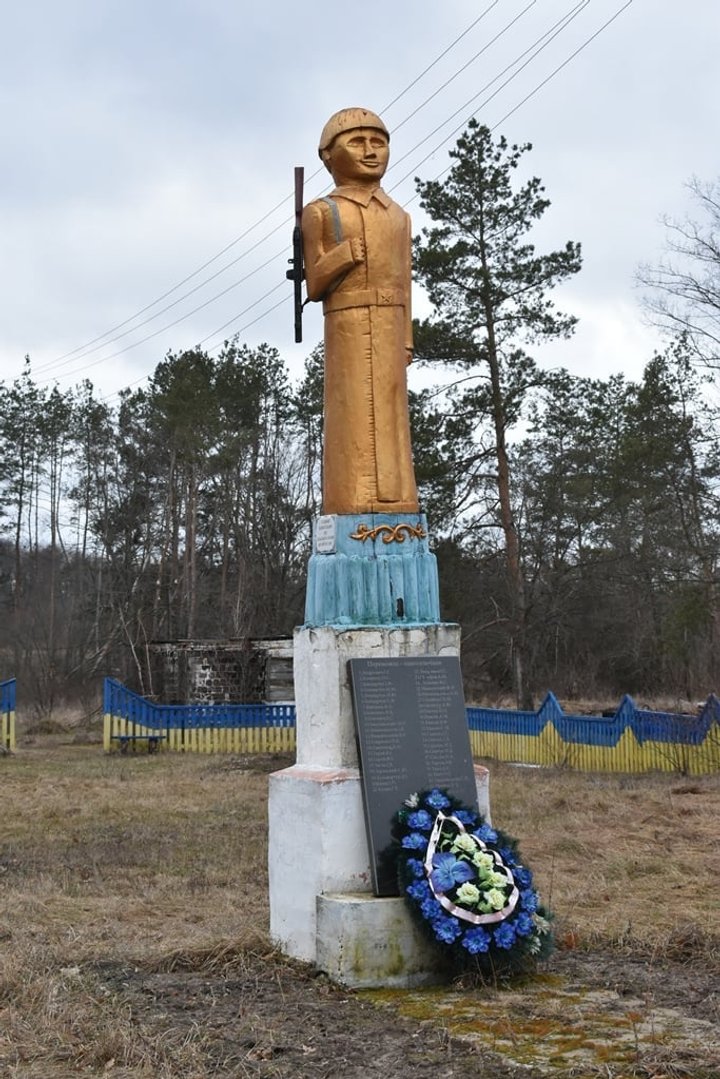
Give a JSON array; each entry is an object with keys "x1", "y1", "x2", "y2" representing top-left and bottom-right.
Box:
[{"x1": 480, "y1": 264, "x2": 532, "y2": 709}]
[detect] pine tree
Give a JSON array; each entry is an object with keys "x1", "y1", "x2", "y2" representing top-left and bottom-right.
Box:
[{"x1": 414, "y1": 120, "x2": 582, "y2": 706}]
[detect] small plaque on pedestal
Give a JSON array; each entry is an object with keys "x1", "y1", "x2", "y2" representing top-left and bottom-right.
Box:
[
  {"x1": 349, "y1": 656, "x2": 477, "y2": 896},
  {"x1": 315, "y1": 515, "x2": 337, "y2": 554}
]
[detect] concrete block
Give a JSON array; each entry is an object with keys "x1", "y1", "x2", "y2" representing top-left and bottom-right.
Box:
[
  {"x1": 316, "y1": 893, "x2": 450, "y2": 988},
  {"x1": 268, "y1": 765, "x2": 372, "y2": 962},
  {"x1": 293, "y1": 624, "x2": 461, "y2": 769},
  {"x1": 268, "y1": 621, "x2": 492, "y2": 983},
  {"x1": 268, "y1": 761, "x2": 490, "y2": 965}
]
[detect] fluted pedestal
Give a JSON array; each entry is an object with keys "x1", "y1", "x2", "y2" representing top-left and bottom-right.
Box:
[{"x1": 304, "y1": 513, "x2": 440, "y2": 627}]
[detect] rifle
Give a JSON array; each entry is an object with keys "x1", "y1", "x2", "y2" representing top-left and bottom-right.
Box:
[{"x1": 286, "y1": 166, "x2": 305, "y2": 343}]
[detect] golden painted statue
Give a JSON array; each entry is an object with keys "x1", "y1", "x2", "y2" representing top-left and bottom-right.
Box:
[{"x1": 303, "y1": 107, "x2": 419, "y2": 516}]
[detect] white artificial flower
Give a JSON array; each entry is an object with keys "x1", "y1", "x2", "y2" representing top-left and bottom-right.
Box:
[
  {"x1": 452, "y1": 833, "x2": 477, "y2": 855},
  {"x1": 473, "y1": 851, "x2": 494, "y2": 871},
  {"x1": 456, "y1": 882, "x2": 481, "y2": 906},
  {"x1": 486, "y1": 888, "x2": 507, "y2": 911}
]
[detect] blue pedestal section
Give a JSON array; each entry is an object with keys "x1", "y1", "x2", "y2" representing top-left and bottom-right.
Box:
[{"x1": 304, "y1": 513, "x2": 441, "y2": 627}]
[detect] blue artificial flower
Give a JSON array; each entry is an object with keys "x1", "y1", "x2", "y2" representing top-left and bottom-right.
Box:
[
  {"x1": 424, "y1": 789, "x2": 451, "y2": 810},
  {"x1": 420, "y1": 896, "x2": 444, "y2": 921},
  {"x1": 494, "y1": 921, "x2": 517, "y2": 949},
  {"x1": 401, "y1": 832, "x2": 428, "y2": 850},
  {"x1": 461, "y1": 926, "x2": 491, "y2": 954},
  {"x1": 499, "y1": 846, "x2": 517, "y2": 866},
  {"x1": 514, "y1": 911, "x2": 535, "y2": 937},
  {"x1": 520, "y1": 889, "x2": 539, "y2": 914},
  {"x1": 406, "y1": 858, "x2": 425, "y2": 879},
  {"x1": 455, "y1": 809, "x2": 478, "y2": 826},
  {"x1": 406, "y1": 880, "x2": 431, "y2": 901},
  {"x1": 513, "y1": 866, "x2": 533, "y2": 889},
  {"x1": 407, "y1": 809, "x2": 434, "y2": 832},
  {"x1": 473, "y1": 823, "x2": 498, "y2": 844},
  {"x1": 432, "y1": 915, "x2": 462, "y2": 943},
  {"x1": 430, "y1": 851, "x2": 475, "y2": 893}
]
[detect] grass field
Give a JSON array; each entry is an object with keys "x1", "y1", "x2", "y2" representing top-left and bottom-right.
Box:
[{"x1": 1, "y1": 742, "x2": 718, "y2": 1077}]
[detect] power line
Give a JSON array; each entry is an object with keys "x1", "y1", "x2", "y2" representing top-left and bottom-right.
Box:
[
  {"x1": 200, "y1": 293, "x2": 289, "y2": 352},
  {"x1": 38, "y1": 5, "x2": 506, "y2": 374},
  {"x1": 46, "y1": 194, "x2": 295, "y2": 368},
  {"x1": 47, "y1": 1, "x2": 633, "y2": 396},
  {"x1": 31, "y1": 239, "x2": 288, "y2": 377},
  {"x1": 98, "y1": 292, "x2": 289, "y2": 404},
  {"x1": 392, "y1": 0, "x2": 538, "y2": 135},
  {"x1": 387, "y1": 0, "x2": 591, "y2": 192},
  {"x1": 380, "y1": 0, "x2": 502, "y2": 114},
  {"x1": 38, "y1": 279, "x2": 287, "y2": 388},
  {"x1": 491, "y1": 0, "x2": 635, "y2": 131},
  {"x1": 399, "y1": 0, "x2": 633, "y2": 202},
  {"x1": 32, "y1": 14, "x2": 539, "y2": 383},
  {"x1": 40, "y1": 2, "x2": 585, "y2": 387}
]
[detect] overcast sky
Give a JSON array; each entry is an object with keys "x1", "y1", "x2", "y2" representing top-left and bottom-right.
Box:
[{"x1": 1, "y1": 0, "x2": 718, "y2": 403}]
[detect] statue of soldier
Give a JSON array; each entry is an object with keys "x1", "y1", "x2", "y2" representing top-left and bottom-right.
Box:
[{"x1": 302, "y1": 107, "x2": 419, "y2": 517}]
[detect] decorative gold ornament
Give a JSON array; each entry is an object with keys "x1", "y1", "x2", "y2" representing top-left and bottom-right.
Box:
[{"x1": 350, "y1": 522, "x2": 427, "y2": 544}]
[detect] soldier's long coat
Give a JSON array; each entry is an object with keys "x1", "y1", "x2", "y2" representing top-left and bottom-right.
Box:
[{"x1": 302, "y1": 184, "x2": 419, "y2": 516}]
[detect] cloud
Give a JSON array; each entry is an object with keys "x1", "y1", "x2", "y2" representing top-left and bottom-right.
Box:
[{"x1": 0, "y1": 0, "x2": 718, "y2": 402}]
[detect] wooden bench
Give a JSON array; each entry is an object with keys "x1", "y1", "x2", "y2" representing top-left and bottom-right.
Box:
[{"x1": 111, "y1": 734, "x2": 166, "y2": 754}]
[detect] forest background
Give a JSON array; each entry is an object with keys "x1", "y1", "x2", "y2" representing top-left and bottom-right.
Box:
[{"x1": 3, "y1": 126, "x2": 720, "y2": 717}]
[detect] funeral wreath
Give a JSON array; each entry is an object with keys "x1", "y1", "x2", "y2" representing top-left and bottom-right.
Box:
[{"x1": 393, "y1": 788, "x2": 552, "y2": 975}]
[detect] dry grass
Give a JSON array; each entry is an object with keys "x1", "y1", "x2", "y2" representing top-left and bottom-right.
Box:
[
  {"x1": 0, "y1": 743, "x2": 718, "y2": 1077},
  {"x1": 487, "y1": 761, "x2": 720, "y2": 960},
  {"x1": 0, "y1": 747, "x2": 272, "y2": 1076}
]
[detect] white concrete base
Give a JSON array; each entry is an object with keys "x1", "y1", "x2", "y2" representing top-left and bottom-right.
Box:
[
  {"x1": 293, "y1": 624, "x2": 462, "y2": 769},
  {"x1": 317, "y1": 893, "x2": 449, "y2": 988},
  {"x1": 268, "y1": 764, "x2": 369, "y2": 962},
  {"x1": 268, "y1": 761, "x2": 490, "y2": 967},
  {"x1": 268, "y1": 622, "x2": 492, "y2": 985}
]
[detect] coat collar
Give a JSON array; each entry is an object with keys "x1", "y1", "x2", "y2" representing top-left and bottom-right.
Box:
[{"x1": 329, "y1": 184, "x2": 391, "y2": 208}]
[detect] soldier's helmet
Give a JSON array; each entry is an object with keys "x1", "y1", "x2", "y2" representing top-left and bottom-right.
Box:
[{"x1": 318, "y1": 108, "x2": 389, "y2": 158}]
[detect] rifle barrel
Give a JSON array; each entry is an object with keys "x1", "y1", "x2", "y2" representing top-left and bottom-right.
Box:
[{"x1": 290, "y1": 166, "x2": 304, "y2": 343}]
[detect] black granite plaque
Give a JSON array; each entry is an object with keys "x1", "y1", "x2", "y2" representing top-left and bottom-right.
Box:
[{"x1": 348, "y1": 656, "x2": 478, "y2": 896}]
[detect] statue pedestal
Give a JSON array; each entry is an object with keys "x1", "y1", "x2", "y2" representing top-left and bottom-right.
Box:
[
  {"x1": 267, "y1": 624, "x2": 490, "y2": 986},
  {"x1": 304, "y1": 513, "x2": 440, "y2": 626}
]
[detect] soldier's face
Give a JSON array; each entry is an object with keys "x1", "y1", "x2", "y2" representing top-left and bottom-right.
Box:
[{"x1": 326, "y1": 127, "x2": 389, "y2": 185}]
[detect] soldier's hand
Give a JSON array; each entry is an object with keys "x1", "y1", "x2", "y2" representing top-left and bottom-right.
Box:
[{"x1": 350, "y1": 238, "x2": 365, "y2": 264}]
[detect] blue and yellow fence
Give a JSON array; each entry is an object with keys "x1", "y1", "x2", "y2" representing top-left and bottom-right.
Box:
[
  {"x1": 103, "y1": 678, "x2": 296, "y2": 755},
  {"x1": 467, "y1": 692, "x2": 720, "y2": 774},
  {"x1": 103, "y1": 678, "x2": 720, "y2": 772},
  {"x1": 1, "y1": 678, "x2": 16, "y2": 752}
]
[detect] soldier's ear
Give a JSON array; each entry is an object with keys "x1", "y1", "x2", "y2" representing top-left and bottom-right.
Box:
[{"x1": 320, "y1": 148, "x2": 333, "y2": 173}]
